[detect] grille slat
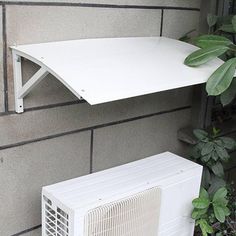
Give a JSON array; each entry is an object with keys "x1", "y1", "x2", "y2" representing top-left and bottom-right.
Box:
[
  {"x1": 45, "y1": 222, "x2": 56, "y2": 233},
  {"x1": 46, "y1": 228, "x2": 56, "y2": 236}
]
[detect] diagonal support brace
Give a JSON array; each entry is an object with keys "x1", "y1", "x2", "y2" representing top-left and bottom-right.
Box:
[
  {"x1": 12, "y1": 52, "x2": 49, "y2": 113},
  {"x1": 18, "y1": 68, "x2": 49, "y2": 99}
]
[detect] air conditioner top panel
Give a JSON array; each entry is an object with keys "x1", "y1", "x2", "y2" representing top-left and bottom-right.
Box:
[
  {"x1": 11, "y1": 37, "x2": 223, "y2": 105},
  {"x1": 43, "y1": 152, "x2": 202, "y2": 211}
]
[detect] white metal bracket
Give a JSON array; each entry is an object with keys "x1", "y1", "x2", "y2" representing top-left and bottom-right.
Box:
[{"x1": 12, "y1": 52, "x2": 49, "y2": 113}]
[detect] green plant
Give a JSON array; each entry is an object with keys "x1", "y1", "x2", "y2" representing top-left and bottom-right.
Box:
[
  {"x1": 192, "y1": 129, "x2": 235, "y2": 190},
  {"x1": 193, "y1": 185, "x2": 236, "y2": 236},
  {"x1": 183, "y1": 14, "x2": 236, "y2": 106},
  {"x1": 191, "y1": 128, "x2": 236, "y2": 235},
  {"x1": 213, "y1": 185, "x2": 236, "y2": 235},
  {"x1": 192, "y1": 187, "x2": 230, "y2": 236}
]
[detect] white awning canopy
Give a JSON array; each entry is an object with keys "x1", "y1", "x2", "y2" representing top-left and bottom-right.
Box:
[{"x1": 11, "y1": 37, "x2": 223, "y2": 113}]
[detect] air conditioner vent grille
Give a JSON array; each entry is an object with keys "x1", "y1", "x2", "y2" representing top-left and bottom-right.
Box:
[
  {"x1": 84, "y1": 187, "x2": 161, "y2": 236},
  {"x1": 43, "y1": 196, "x2": 69, "y2": 236}
]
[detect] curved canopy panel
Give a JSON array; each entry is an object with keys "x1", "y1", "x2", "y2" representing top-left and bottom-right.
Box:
[{"x1": 11, "y1": 37, "x2": 223, "y2": 112}]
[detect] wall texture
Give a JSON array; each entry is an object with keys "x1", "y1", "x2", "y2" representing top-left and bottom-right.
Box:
[{"x1": 0, "y1": 1, "x2": 202, "y2": 235}]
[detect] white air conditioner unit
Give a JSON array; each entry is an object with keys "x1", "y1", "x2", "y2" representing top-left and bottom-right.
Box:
[{"x1": 42, "y1": 152, "x2": 202, "y2": 236}]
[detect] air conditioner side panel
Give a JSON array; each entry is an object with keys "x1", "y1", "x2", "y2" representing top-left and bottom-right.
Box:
[{"x1": 158, "y1": 172, "x2": 202, "y2": 236}]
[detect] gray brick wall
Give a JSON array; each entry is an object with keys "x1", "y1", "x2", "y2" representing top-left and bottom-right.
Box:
[{"x1": 0, "y1": 0, "x2": 201, "y2": 235}]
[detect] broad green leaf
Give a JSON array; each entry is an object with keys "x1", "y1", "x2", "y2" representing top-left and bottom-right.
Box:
[
  {"x1": 200, "y1": 188, "x2": 209, "y2": 199},
  {"x1": 215, "y1": 146, "x2": 230, "y2": 161},
  {"x1": 232, "y1": 15, "x2": 236, "y2": 32},
  {"x1": 201, "y1": 154, "x2": 211, "y2": 162},
  {"x1": 196, "y1": 142, "x2": 205, "y2": 150},
  {"x1": 201, "y1": 142, "x2": 214, "y2": 156},
  {"x1": 207, "y1": 13, "x2": 218, "y2": 27},
  {"x1": 198, "y1": 219, "x2": 214, "y2": 236},
  {"x1": 213, "y1": 204, "x2": 226, "y2": 222},
  {"x1": 214, "y1": 139, "x2": 224, "y2": 147},
  {"x1": 194, "y1": 35, "x2": 232, "y2": 49},
  {"x1": 184, "y1": 45, "x2": 228, "y2": 67},
  {"x1": 193, "y1": 129, "x2": 208, "y2": 140},
  {"x1": 192, "y1": 208, "x2": 208, "y2": 219},
  {"x1": 214, "y1": 198, "x2": 229, "y2": 206},
  {"x1": 206, "y1": 58, "x2": 236, "y2": 96},
  {"x1": 219, "y1": 137, "x2": 236, "y2": 150},
  {"x1": 192, "y1": 197, "x2": 210, "y2": 209},
  {"x1": 223, "y1": 206, "x2": 230, "y2": 216},
  {"x1": 211, "y1": 162, "x2": 224, "y2": 178},
  {"x1": 219, "y1": 24, "x2": 236, "y2": 33},
  {"x1": 220, "y1": 79, "x2": 236, "y2": 106},
  {"x1": 191, "y1": 145, "x2": 201, "y2": 159},
  {"x1": 213, "y1": 187, "x2": 227, "y2": 202},
  {"x1": 211, "y1": 151, "x2": 219, "y2": 161}
]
